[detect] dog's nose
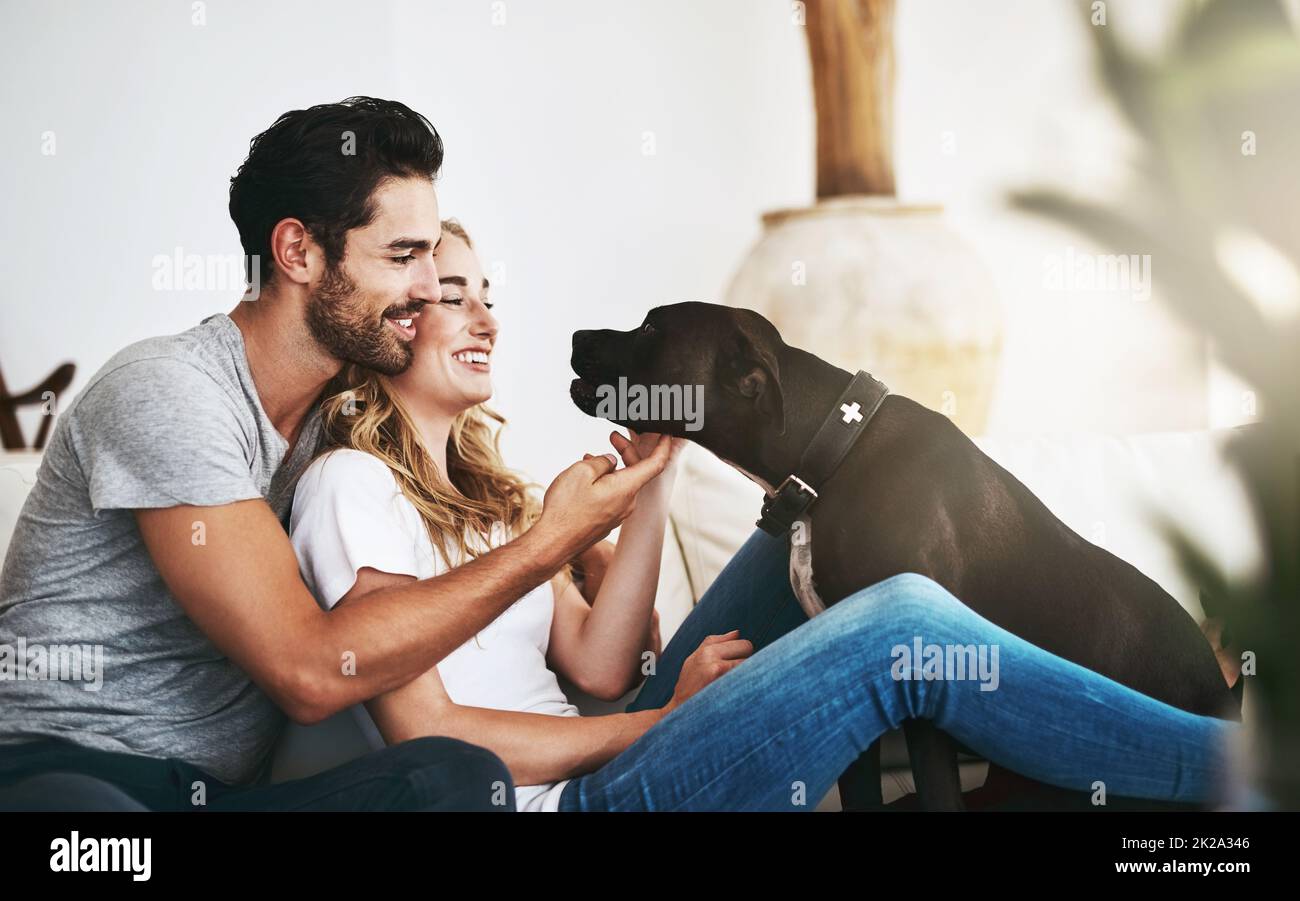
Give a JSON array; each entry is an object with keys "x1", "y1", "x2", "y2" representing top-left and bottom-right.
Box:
[{"x1": 570, "y1": 330, "x2": 592, "y2": 371}]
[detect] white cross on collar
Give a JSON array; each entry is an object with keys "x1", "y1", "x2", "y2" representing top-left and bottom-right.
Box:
[{"x1": 840, "y1": 401, "x2": 863, "y2": 425}]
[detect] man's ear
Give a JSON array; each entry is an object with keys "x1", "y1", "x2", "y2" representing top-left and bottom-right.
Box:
[
  {"x1": 725, "y1": 331, "x2": 785, "y2": 435},
  {"x1": 268, "y1": 217, "x2": 316, "y2": 286}
]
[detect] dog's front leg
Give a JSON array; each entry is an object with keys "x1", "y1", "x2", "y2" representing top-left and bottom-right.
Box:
[{"x1": 903, "y1": 719, "x2": 966, "y2": 811}]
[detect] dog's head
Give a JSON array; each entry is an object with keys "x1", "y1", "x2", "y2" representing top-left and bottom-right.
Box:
[{"x1": 570, "y1": 301, "x2": 786, "y2": 469}]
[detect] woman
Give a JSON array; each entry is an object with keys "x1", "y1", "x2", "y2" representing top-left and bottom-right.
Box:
[{"x1": 289, "y1": 219, "x2": 1237, "y2": 811}]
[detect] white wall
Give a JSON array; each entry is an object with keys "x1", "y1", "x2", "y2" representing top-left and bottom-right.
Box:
[{"x1": 1, "y1": 0, "x2": 1234, "y2": 485}]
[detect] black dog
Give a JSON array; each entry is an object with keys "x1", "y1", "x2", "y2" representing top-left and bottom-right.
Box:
[{"x1": 571, "y1": 301, "x2": 1239, "y2": 811}]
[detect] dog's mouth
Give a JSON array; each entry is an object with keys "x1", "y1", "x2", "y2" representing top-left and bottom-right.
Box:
[{"x1": 569, "y1": 376, "x2": 601, "y2": 416}]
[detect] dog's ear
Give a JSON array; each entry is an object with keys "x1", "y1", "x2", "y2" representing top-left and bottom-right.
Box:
[{"x1": 723, "y1": 330, "x2": 785, "y2": 435}]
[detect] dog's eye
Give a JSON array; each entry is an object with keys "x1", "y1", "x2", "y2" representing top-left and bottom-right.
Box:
[{"x1": 641, "y1": 322, "x2": 656, "y2": 336}]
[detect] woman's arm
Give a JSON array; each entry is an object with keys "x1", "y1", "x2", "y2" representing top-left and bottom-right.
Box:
[
  {"x1": 341, "y1": 567, "x2": 667, "y2": 786},
  {"x1": 546, "y1": 432, "x2": 685, "y2": 700},
  {"x1": 566, "y1": 540, "x2": 664, "y2": 660},
  {"x1": 569, "y1": 539, "x2": 615, "y2": 602}
]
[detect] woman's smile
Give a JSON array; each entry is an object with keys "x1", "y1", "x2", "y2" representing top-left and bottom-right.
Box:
[{"x1": 450, "y1": 347, "x2": 492, "y2": 373}]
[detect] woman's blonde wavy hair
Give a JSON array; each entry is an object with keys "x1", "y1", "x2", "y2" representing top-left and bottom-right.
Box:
[{"x1": 316, "y1": 218, "x2": 541, "y2": 567}]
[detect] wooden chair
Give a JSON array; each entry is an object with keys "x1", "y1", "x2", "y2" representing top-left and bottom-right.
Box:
[{"x1": 0, "y1": 361, "x2": 76, "y2": 450}]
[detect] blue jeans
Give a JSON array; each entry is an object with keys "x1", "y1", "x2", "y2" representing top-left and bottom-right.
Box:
[{"x1": 557, "y1": 529, "x2": 1237, "y2": 811}]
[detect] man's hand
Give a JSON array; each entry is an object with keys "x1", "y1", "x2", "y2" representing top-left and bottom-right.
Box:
[{"x1": 532, "y1": 433, "x2": 674, "y2": 562}]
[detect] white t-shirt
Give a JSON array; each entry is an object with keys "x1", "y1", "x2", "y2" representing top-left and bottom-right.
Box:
[{"x1": 288, "y1": 448, "x2": 579, "y2": 812}]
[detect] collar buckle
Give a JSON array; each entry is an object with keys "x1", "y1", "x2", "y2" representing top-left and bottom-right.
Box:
[{"x1": 756, "y1": 474, "x2": 819, "y2": 537}]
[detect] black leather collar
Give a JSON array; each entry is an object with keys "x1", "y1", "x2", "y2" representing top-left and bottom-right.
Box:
[{"x1": 756, "y1": 370, "x2": 889, "y2": 537}]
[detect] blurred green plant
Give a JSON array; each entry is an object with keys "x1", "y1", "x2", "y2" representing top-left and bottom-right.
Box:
[{"x1": 1012, "y1": 0, "x2": 1299, "y2": 808}]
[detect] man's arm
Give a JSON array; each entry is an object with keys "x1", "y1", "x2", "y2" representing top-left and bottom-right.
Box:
[
  {"x1": 135, "y1": 439, "x2": 674, "y2": 724},
  {"x1": 137, "y1": 499, "x2": 562, "y2": 724}
]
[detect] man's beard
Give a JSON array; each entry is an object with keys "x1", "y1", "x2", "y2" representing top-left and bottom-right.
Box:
[{"x1": 306, "y1": 262, "x2": 414, "y2": 376}]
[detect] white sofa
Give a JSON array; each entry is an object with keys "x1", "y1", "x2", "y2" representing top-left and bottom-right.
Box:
[{"x1": 0, "y1": 428, "x2": 1260, "y2": 808}]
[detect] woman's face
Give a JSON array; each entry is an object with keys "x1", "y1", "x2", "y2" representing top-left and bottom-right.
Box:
[{"x1": 391, "y1": 233, "x2": 498, "y2": 415}]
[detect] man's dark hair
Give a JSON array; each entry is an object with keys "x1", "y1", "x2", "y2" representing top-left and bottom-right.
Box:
[{"x1": 229, "y1": 96, "x2": 443, "y2": 285}]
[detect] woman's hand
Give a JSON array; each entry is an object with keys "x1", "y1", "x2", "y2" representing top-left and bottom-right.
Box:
[
  {"x1": 664, "y1": 630, "x2": 753, "y2": 713},
  {"x1": 646, "y1": 608, "x2": 662, "y2": 660},
  {"x1": 627, "y1": 429, "x2": 688, "y2": 469},
  {"x1": 606, "y1": 430, "x2": 687, "y2": 500},
  {"x1": 626, "y1": 428, "x2": 687, "y2": 465}
]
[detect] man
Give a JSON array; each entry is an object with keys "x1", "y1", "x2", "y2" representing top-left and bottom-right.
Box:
[{"x1": 0, "y1": 97, "x2": 670, "y2": 811}]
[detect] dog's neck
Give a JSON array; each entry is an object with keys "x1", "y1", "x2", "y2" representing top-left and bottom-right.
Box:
[{"x1": 748, "y1": 347, "x2": 854, "y2": 489}]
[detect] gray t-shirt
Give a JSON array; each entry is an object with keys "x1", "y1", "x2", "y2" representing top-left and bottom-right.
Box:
[{"x1": 0, "y1": 313, "x2": 323, "y2": 785}]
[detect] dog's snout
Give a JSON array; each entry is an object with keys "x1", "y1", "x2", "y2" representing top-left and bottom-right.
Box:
[
  {"x1": 570, "y1": 328, "x2": 626, "y2": 379},
  {"x1": 570, "y1": 330, "x2": 595, "y2": 373}
]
